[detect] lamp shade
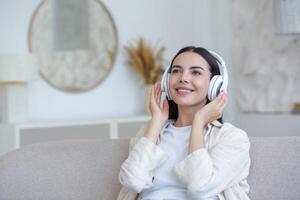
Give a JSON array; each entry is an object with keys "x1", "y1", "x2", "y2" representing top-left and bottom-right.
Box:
[{"x1": 0, "y1": 54, "x2": 38, "y2": 83}]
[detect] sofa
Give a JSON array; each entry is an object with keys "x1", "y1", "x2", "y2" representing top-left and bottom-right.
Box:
[{"x1": 0, "y1": 136, "x2": 299, "y2": 200}]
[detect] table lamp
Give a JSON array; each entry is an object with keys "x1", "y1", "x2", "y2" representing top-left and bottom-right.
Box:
[{"x1": 0, "y1": 54, "x2": 38, "y2": 123}]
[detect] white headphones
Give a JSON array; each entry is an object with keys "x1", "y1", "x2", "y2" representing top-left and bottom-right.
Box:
[{"x1": 161, "y1": 50, "x2": 228, "y2": 101}]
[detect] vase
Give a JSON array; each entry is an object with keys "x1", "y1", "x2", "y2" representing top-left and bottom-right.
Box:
[{"x1": 145, "y1": 84, "x2": 153, "y2": 115}]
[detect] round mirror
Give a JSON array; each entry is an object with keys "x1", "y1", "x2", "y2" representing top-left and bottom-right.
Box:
[{"x1": 28, "y1": 0, "x2": 118, "y2": 92}]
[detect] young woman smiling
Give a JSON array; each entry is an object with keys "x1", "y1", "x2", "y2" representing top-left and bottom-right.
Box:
[{"x1": 117, "y1": 46, "x2": 251, "y2": 200}]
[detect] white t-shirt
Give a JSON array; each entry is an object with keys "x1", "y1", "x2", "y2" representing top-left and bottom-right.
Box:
[{"x1": 141, "y1": 121, "x2": 219, "y2": 200}]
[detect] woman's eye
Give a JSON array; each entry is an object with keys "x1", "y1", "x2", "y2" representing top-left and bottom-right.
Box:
[
  {"x1": 171, "y1": 69, "x2": 179, "y2": 73},
  {"x1": 192, "y1": 70, "x2": 201, "y2": 75}
]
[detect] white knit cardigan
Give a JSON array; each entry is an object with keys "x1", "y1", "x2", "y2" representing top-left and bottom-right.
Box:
[{"x1": 117, "y1": 120, "x2": 251, "y2": 200}]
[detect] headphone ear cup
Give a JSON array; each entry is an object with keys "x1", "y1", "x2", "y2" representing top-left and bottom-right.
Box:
[
  {"x1": 208, "y1": 75, "x2": 223, "y2": 101},
  {"x1": 161, "y1": 68, "x2": 171, "y2": 100},
  {"x1": 165, "y1": 73, "x2": 170, "y2": 100}
]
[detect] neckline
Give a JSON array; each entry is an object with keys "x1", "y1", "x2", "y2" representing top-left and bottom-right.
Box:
[
  {"x1": 169, "y1": 120, "x2": 192, "y2": 130},
  {"x1": 167, "y1": 120, "x2": 209, "y2": 133}
]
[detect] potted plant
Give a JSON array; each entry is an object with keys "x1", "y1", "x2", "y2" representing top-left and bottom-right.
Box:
[{"x1": 124, "y1": 37, "x2": 165, "y2": 114}]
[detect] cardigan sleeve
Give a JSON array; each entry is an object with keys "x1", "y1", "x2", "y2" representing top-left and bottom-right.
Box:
[
  {"x1": 119, "y1": 127, "x2": 169, "y2": 193},
  {"x1": 173, "y1": 124, "x2": 251, "y2": 199}
]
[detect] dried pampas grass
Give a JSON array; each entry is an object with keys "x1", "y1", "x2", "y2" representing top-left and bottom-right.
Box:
[{"x1": 124, "y1": 38, "x2": 165, "y2": 85}]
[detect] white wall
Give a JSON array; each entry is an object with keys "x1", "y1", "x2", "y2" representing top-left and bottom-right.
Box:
[
  {"x1": 1, "y1": 0, "x2": 228, "y2": 122},
  {"x1": 2, "y1": 0, "x2": 298, "y2": 137},
  {"x1": 209, "y1": 0, "x2": 236, "y2": 123},
  {"x1": 206, "y1": 0, "x2": 300, "y2": 137}
]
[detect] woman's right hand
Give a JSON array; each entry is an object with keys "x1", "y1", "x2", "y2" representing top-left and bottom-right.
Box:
[{"x1": 149, "y1": 82, "x2": 169, "y2": 127}]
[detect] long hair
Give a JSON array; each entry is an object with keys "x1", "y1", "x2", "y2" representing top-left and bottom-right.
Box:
[{"x1": 167, "y1": 46, "x2": 223, "y2": 123}]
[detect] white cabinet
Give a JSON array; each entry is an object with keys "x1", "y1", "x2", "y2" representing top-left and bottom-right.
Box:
[{"x1": 0, "y1": 116, "x2": 150, "y2": 156}]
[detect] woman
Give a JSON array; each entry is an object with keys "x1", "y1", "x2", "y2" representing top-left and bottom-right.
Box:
[{"x1": 117, "y1": 46, "x2": 251, "y2": 200}]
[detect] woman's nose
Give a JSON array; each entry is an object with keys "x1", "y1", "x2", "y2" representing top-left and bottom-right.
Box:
[{"x1": 179, "y1": 71, "x2": 189, "y2": 83}]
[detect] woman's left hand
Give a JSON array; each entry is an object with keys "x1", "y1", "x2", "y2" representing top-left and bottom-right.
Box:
[{"x1": 194, "y1": 91, "x2": 228, "y2": 126}]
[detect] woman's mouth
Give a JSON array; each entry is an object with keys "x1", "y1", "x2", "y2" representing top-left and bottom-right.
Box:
[{"x1": 175, "y1": 87, "x2": 194, "y2": 95}]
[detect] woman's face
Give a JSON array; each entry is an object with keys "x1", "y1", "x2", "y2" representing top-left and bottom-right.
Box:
[{"x1": 169, "y1": 52, "x2": 211, "y2": 107}]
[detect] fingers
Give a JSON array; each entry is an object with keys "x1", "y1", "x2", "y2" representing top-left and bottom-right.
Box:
[
  {"x1": 215, "y1": 91, "x2": 227, "y2": 105},
  {"x1": 213, "y1": 91, "x2": 228, "y2": 118},
  {"x1": 162, "y1": 98, "x2": 169, "y2": 111},
  {"x1": 150, "y1": 83, "x2": 156, "y2": 102},
  {"x1": 157, "y1": 84, "x2": 162, "y2": 104},
  {"x1": 154, "y1": 82, "x2": 161, "y2": 104},
  {"x1": 151, "y1": 82, "x2": 163, "y2": 107},
  {"x1": 219, "y1": 93, "x2": 228, "y2": 111}
]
